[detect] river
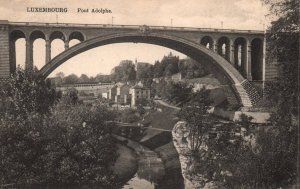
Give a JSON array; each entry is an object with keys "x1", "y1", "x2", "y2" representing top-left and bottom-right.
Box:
[{"x1": 114, "y1": 135, "x2": 185, "y2": 189}]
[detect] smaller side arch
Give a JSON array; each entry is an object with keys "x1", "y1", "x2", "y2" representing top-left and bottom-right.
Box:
[
  {"x1": 217, "y1": 36, "x2": 230, "y2": 61},
  {"x1": 50, "y1": 31, "x2": 66, "y2": 41},
  {"x1": 29, "y1": 30, "x2": 46, "y2": 41},
  {"x1": 49, "y1": 31, "x2": 67, "y2": 60},
  {"x1": 10, "y1": 30, "x2": 26, "y2": 41},
  {"x1": 29, "y1": 30, "x2": 47, "y2": 70},
  {"x1": 9, "y1": 30, "x2": 26, "y2": 73},
  {"x1": 69, "y1": 31, "x2": 85, "y2": 42},
  {"x1": 200, "y1": 36, "x2": 213, "y2": 50},
  {"x1": 234, "y1": 37, "x2": 247, "y2": 77}
]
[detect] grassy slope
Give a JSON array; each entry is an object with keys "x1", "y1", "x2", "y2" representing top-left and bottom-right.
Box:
[{"x1": 144, "y1": 104, "x2": 179, "y2": 130}]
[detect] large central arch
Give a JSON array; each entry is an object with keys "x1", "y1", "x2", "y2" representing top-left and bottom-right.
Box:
[{"x1": 38, "y1": 31, "x2": 260, "y2": 107}]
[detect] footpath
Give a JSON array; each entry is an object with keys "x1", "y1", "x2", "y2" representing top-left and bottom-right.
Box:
[{"x1": 154, "y1": 99, "x2": 181, "y2": 110}]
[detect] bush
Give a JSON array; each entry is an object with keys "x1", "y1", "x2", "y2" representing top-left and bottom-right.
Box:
[
  {"x1": 0, "y1": 67, "x2": 60, "y2": 117},
  {"x1": 178, "y1": 87, "x2": 297, "y2": 187},
  {"x1": 135, "y1": 98, "x2": 149, "y2": 106},
  {"x1": 120, "y1": 109, "x2": 140, "y2": 123},
  {"x1": 154, "y1": 81, "x2": 193, "y2": 104},
  {"x1": 0, "y1": 68, "x2": 119, "y2": 188},
  {"x1": 0, "y1": 102, "x2": 119, "y2": 187}
]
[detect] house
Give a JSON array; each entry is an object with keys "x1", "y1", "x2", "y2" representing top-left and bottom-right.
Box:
[
  {"x1": 184, "y1": 74, "x2": 220, "y2": 92},
  {"x1": 108, "y1": 85, "x2": 117, "y2": 100},
  {"x1": 171, "y1": 72, "x2": 182, "y2": 82},
  {"x1": 130, "y1": 84, "x2": 151, "y2": 107},
  {"x1": 115, "y1": 83, "x2": 131, "y2": 104}
]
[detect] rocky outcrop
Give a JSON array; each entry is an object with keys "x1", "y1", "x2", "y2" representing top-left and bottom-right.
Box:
[
  {"x1": 172, "y1": 121, "x2": 203, "y2": 189},
  {"x1": 172, "y1": 121, "x2": 225, "y2": 189}
]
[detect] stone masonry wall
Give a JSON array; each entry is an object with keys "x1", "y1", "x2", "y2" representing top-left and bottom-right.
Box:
[{"x1": 0, "y1": 23, "x2": 10, "y2": 79}]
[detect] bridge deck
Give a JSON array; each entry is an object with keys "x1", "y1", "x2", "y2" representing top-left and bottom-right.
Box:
[{"x1": 5, "y1": 21, "x2": 264, "y2": 34}]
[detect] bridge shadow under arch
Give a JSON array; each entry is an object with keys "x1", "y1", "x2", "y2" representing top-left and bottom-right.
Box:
[{"x1": 39, "y1": 32, "x2": 259, "y2": 107}]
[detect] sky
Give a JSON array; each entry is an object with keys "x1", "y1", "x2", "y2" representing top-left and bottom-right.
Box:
[{"x1": 0, "y1": 0, "x2": 271, "y2": 77}]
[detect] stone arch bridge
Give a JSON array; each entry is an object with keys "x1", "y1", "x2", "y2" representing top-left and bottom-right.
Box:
[{"x1": 0, "y1": 20, "x2": 266, "y2": 107}]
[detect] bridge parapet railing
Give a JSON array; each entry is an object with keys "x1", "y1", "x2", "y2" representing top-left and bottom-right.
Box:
[{"x1": 8, "y1": 21, "x2": 264, "y2": 34}]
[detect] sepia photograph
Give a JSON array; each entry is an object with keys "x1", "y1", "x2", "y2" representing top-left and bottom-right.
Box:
[{"x1": 0, "y1": 0, "x2": 299, "y2": 188}]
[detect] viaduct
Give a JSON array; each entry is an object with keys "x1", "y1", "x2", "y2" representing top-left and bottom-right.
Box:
[{"x1": 0, "y1": 20, "x2": 276, "y2": 108}]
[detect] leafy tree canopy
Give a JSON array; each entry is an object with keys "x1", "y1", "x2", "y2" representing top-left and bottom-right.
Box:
[
  {"x1": 111, "y1": 60, "x2": 136, "y2": 82},
  {"x1": 263, "y1": 0, "x2": 299, "y2": 120},
  {"x1": 0, "y1": 67, "x2": 60, "y2": 117}
]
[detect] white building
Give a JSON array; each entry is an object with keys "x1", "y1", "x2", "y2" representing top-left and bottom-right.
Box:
[{"x1": 129, "y1": 84, "x2": 151, "y2": 107}]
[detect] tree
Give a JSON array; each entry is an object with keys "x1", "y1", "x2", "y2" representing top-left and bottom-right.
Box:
[
  {"x1": 137, "y1": 104, "x2": 146, "y2": 117},
  {"x1": 263, "y1": 0, "x2": 299, "y2": 115},
  {"x1": 136, "y1": 62, "x2": 154, "y2": 80},
  {"x1": 263, "y1": 0, "x2": 299, "y2": 168},
  {"x1": 136, "y1": 98, "x2": 149, "y2": 106},
  {"x1": 39, "y1": 102, "x2": 118, "y2": 187},
  {"x1": 0, "y1": 67, "x2": 60, "y2": 117},
  {"x1": 161, "y1": 52, "x2": 179, "y2": 76},
  {"x1": 52, "y1": 72, "x2": 65, "y2": 86},
  {"x1": 0, "y1": 67, "x2": 119, "y2": 187},
  {"x1": 163, "y1": 82, "x2": 193, "y2": 104},
  {"x1": 62, "y1": 88, "x2": 79, "y2": 106},
  {"x1": 63, "y1": 74, "x2": 79, "y2": 84},
  {"x1": 178, "y1": 58, "x2": 208, "y2": 79},
  {"x1": 94, "y1": 74, "x2": 111, "y2": 83},
  {"x1": 121, "y1": 109, "x2": 140, "y2": 123},
  {"x1": 0, "y1": 111, "x2": 50, "y2": 186},
  {"x1": 111, "y1": 60, "x2": 136, "y2": 82},
  {"x1": 0, "y1": 90, "x2": 119, "y2": 187},
  {"x1": 178, "y1": 89, "x2": 269, "y2": 187},
  {"x1": 143, "y1": 78, "x2": 153, "y2": 88},
  {"x1": 256, "y1": 0, "x2": 299, "y2": 186},
  {"x1": 178, "y1": 88, "x2": 213, "y2": 154},
  {"x1": 164, "y1": 63, "x2": 177, "y2": 77},
  {"x1": 55, "y1": 72, "x2": 65, "y2": 79},
  {"x1": 78, "y1": 74, "x2": 90, "y2": 83},
  {"x1": 153, "y1": 60, "x2": 164, "y2": 78},
  {"x1": 152, "y1": 53, "x2": 180, "y2": 78}
]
